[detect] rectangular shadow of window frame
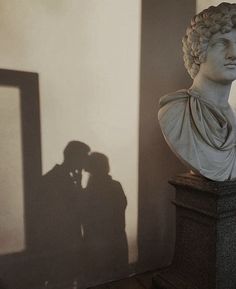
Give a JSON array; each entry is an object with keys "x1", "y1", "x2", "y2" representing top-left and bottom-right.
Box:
[{"x1": 0, "y1": 68, "x2": 42, "y2": 254}]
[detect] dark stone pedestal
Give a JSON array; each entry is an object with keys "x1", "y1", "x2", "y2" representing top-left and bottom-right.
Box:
[{"x1": 153, "y1": 173, "x2": 236, "y2": 289}]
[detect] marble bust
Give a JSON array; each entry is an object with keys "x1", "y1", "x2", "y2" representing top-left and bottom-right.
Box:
[{"x1": 158, "y1": 3, "x2": 236, "y2": 181}]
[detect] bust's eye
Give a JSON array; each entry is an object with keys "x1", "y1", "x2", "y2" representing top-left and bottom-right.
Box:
[{"x1": 210, "y1": 39, "x2": 228, "y2": 48}]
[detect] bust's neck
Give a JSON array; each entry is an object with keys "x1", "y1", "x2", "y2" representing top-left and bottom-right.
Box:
[{"x1": 190, "y1": 74, "x2": 232, "y2": 107}]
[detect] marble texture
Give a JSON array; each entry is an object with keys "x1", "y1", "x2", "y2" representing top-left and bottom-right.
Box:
[
  {"x1": 158, "y1": 88, "x2": 236, "y2": 181},
  {"x1": 153, "y1": 173, "x2": 236, "y2": 289},
  {"x1": 158, "y1": 3, "x2": 236, "y2": 181}
]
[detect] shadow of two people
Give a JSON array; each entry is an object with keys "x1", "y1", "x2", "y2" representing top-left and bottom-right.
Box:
[{"x1": 33, "y1": 140, "x2": 129, "y2": 286}]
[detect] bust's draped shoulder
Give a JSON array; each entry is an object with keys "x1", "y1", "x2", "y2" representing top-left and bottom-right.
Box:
[{"x1": 158, "y1": 89, "x2": 236, "y2": 181}]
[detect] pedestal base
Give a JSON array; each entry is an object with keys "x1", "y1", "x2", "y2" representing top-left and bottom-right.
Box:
[
  {"x1": 153, "y1": 173, "x2": 236, "y2": 289},
  {"x1": 153, "y1": 268, "x2": 195, "y2": 289}
]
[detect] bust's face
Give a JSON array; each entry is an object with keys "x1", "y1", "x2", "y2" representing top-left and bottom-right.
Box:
[{"x1": 198, "y1": 28, "x2": 236, "y2": 84}]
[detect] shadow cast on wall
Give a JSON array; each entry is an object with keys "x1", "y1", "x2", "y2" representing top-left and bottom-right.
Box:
[
  {"x1": 0, "y1": 68, "x2": 42, "y2": 289},
  {"x1": 31, "y1": 142, "x2": 129, "y2": 288},
  {"x1": 0, "y1": 69, "x2": 129, "y2": 289}
]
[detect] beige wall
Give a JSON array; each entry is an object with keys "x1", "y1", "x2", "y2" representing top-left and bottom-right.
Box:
[
  {"x1": 0, "y1": 0, "x2": 141, "y2": 263},
  {"x1": 197, "y1": 0, "x2": 236, "y2": 12},
  {"x1": 0, "y1": 87, "x2": 25, "y2": 255}
]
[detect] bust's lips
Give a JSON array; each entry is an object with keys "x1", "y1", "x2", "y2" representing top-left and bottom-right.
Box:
[{"x1": 224, "y1": 62, "x2": 236, "y2": 67}]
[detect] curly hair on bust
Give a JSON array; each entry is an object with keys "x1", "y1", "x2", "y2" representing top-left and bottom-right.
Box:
[{"x1": 183, "y1": 2, "x2": 236, "y2": 79}]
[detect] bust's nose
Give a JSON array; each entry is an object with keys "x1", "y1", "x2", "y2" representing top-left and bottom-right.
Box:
[{"x1": 226, "y1": 42, "x2": 236, "y2": 60}]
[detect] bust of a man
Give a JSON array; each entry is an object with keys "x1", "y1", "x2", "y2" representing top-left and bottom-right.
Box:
[{"x1": 158, "y1": 3, "x2": 236, "y2": 181}]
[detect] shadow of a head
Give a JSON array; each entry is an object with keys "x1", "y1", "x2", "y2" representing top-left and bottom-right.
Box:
[
  {"x1": 63, "y1": 140, "x2": 90, "y2": 170},
  {"x1": 87, "y1": 152, "x2": 110, "y2": 176}
]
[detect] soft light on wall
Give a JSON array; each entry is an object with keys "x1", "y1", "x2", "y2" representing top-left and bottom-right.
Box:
[
  {"x1": 0, "y1": 87, "x2": 25, "y2": 255},
  {"x1": 0, "y1": 0, "x2": 141, "y2": 263},
  {"x1": 197, "y1": 0, "x2": 236, "y2": 12}
]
